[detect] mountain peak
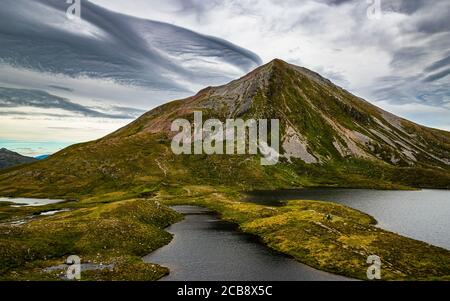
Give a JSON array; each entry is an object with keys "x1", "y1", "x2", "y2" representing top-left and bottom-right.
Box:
[
  {"x1": 1, "y1": 60, "x2": 449, "y2": 196},
  {"x1": 225, "y1": 58, "x2": 333, "y2": 93},
  {"x1": 267, "y1": 58, "x2": 289, "y2": 67},
  {"x1": 126, "y1": 59, "x2": 450, "y2": 169}
]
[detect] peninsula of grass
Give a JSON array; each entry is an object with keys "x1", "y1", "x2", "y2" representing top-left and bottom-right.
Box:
[
  {"x1": 158, "y1": 185, "x2": 450, "y2": 281},
  {"x1": 0, "y1": 198, "x2": 182, "y2": 280}
]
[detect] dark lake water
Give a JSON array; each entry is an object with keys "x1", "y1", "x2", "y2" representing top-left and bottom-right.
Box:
[
  {"x1": 143, "y1": 206, "x2": 350, "y2": 281},
  {"x1": 247, "y1": 189, "x2": 450, "y2": 250}
]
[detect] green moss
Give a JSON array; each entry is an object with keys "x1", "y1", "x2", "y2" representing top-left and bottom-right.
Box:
[{"x1": 0, "y1": 198, "x2": 182, "y2": 280}]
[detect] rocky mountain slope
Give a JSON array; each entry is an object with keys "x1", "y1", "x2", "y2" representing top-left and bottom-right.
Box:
[
  {"x1": 1, "y1": 59, "x2": 449, "y2": 197},
  {"x1": 0, "y1": 148, "x2": 36, "y2": 170}
]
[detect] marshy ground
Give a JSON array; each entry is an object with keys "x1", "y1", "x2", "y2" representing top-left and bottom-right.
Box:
[{"x1": 0, "y1": 185, "x2": 449, "y2": 281}]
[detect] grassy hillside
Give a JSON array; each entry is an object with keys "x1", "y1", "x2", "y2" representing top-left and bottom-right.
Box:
[
  {"x1": 0, "y1": 133, "x2": 448, "y2": 200},
  {"x1": 0, "y1": 60, "x2": 449, "y2": 198},
  {"x1": 0, "y1": 196, "x2": 182, "y2": 280}
]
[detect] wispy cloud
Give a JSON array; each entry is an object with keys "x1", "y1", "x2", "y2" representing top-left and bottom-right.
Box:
[
  {"x1": 0, "y1": 0, "x2": 261, "y2": 91},
  {"x1": 0, "y1": 87, "x2": 145, "y2": 119}
]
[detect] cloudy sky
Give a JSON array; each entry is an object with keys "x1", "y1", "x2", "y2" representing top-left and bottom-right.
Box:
[{"x1": 1, "y1": 0, "x2": 449, "y2": 156}]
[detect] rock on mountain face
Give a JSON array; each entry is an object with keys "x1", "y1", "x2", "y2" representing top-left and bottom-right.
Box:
[
  {"x1": 1, "y1": 59, "x2": 449, "y2": 197},
  {"x1": 0, "y1": 148, "x2": 37, "y2": 170}
]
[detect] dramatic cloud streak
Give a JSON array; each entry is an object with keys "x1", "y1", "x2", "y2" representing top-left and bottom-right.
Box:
[
  {"x1": 0, "y1": 87, "x2": 145, "y2": 119},
  {"x1": 0, "y1": 0, "x2": 261, "y2": 90}
]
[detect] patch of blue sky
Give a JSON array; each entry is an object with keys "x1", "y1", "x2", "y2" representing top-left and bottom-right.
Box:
[{"x1": 0, "y1": 140, "x2": 73, "y2": 157}]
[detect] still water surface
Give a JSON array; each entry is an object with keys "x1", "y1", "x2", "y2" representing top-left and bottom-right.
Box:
[
  {"x1": 0, "y1": 197, "x2": 65, "y2": 207},
  {"x1": 247, "y1": 189, "x2": 450, "y2": 250},
  {"x1": 144, "y1": 206, "x2": 350, "y2": 281}
]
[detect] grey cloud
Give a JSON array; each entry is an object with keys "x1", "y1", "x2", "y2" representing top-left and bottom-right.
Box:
[
  {"x1": 0, "y1": 0, "x2": 261, "y2": 93},
  {"x1": 373, "y1": 76, "x2": 417, "y2": 104},
  {"x1": 110, "y1": 106, "x2": 146, "y2": 116},
  {"x1": 373, "y1": 72, "x2": 450, "y2": 112},
  {"x1": 415, "y1": 16, "x2": 450, "y2": 34},
  {"x1": 0, "y1": 111, "x2": 73, "y2": 118},
  {"x1": 424, "y1": 54, "x2": 450, "y2": 72},
  {"x1": 317, "y1": 0, "x2": 354, "y2": 6},
  {"x1": 423, "y1": 68, "x2": 450, "y2": 83},
  {"x1": 314, "y1": 66, "x2": 350, "y2": 87},
  {"x1": 91, "y1": 105, "x2": 147, "y2": 118},
  {"x1": 173, "y1": 0, "x2": 258, "y2": 22},
  {"x1": 394, "y1": 0, "x2": 450, "y2": 34},
  {"x1": 0, "y1": 87, "x2": 144, "y2": 119},
  {"x1": 382, "y1": 0, "x2": 428, "y2": 15},
  {"x1": 364, "y1": 1, "x2": 450, "y2": 111},
  {"x1": 390, "y1": 47, "x2": 428, "y2": 69},
  {"x1": 373, "y1": 74, "x2": 450, "y2": 109},
  {"x1": 47, "y1": 85, "x2": 74, "y2": 92},
  {"x1": 175, "y1": 0, "x2": 220, "y2": 19}
]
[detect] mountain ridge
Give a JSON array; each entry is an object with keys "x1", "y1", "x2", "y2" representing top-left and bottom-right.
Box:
[
  {"x1": 0, "y1": 148, "x2": 37, "y2": 170},
  {"x1": 108, "y1": 59, "x2": 450, "y2": 166},
  {"x1": 0, "y1": 59, "x2": 449, "y2": 197}
]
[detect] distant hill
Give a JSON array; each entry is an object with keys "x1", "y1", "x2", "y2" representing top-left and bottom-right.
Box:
[
  {"x1": 0, "y1": 148, "x2": 37, "y2": 170},
  {"x1": 0, "y1": 59, "x2": 449, "y2": 197},
  {"x1": 35, "y1": 155, "x2": 50, "y2": 160}
]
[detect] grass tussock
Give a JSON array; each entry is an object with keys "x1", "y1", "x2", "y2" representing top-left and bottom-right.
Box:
[{"x1": 0, "y1": 198, "x2": 182, "y2": 281}]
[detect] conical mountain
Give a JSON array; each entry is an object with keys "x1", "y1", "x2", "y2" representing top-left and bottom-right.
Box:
[{"x1": 1, "y1": 59, "x2": 449, "y2": 197}]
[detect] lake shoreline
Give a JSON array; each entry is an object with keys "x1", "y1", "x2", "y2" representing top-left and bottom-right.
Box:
[
  {"x1": 158, "y1": 186, "x2": 450, "y2": 280},
  {"x1": 244, "y1": 188, "x2": 450, "y2": 250},
  {"x1": 145, "y1": 205, "x2": 351, "y2": 281},
  {"x1": 1, "y1": 185, "x2": 449, "y2": 281}
]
